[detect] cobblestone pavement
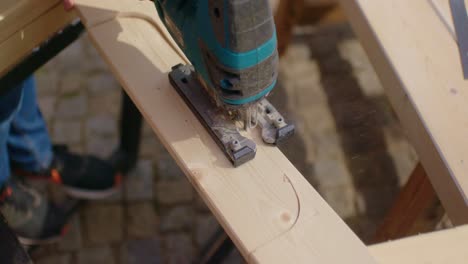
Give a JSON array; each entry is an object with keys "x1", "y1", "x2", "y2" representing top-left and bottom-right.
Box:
[{"x1": 30, "y1": 23, "x2": 418, "y2": 263}]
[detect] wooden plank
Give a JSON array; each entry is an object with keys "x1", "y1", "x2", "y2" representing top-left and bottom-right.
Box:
[
  {"x1": 373, "y1": 163, "x2": 444, "y2": 243},
  {"x1": 0, "y1": 0, "x2": 63, "y2": 43},
  {"x1": 0, "y1": 3, "x2": 77, "y2": 76},
  {"x1": 370, "y1": 225, "x2": 468, "y2": 264},
  {"x1": 338, "y1": 0, "x2": 468, "y2": 224},
  {"x1": 74, "y1": 0, "x2": 376, "y2": 263}
]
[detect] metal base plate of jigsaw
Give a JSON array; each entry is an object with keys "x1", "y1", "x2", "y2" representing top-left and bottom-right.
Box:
[
  {"x1": 169, "y1": 64, "x2": 257, "y2": 167},
  {"x1": 169, "y1": 64, "x2": 295, "y2": 167}
]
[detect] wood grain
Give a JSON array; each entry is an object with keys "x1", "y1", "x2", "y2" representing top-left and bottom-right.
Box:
[
  {"x1": 0, "y1": 0, "x2": 76, "y2": 75},
  {"x1": 370, "y1": 225, "x2": 468, "y2": 264},
  {"x1": 0, "y1": 0, "x2": 63, "y2": 43},
  {"x1": 74, "y1": 0, "x2": 376, "y2": 263},
  {"x1": 339, "y1": 0, "x2": 468, "y2": 224}
]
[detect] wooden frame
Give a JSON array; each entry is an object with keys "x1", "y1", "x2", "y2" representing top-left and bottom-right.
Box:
[{"x1": 339, "y1": 0, "x2": 468, "y2": 225}]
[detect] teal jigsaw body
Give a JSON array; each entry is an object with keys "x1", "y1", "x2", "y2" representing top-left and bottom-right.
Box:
[{"x1": 154, "y1": 0, "x2": 278, "y2": 106}]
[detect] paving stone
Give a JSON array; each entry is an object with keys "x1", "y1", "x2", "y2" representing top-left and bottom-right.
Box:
[
  {"x1": 36, "y1": 254, "x2": 71, "y2": 264},
  {"x1": 69, "y1": 143, "x2": 85, "y2": 154},
  {"x1": 37, "y1": 95, "x2": 56, "y2": 122},
  {"x1": 59, "y1": 73, "x2": 83, "y2": 95},
  {"x1": 85, "y1": 136, "x2": 118, "y2": 159},
  {"x1": 53, "y1": 121, "x2": 82, "y2": 144},
  {"x1": 195, "y1": 214, "x2": 219, "y2": 246},
  {"x1": 55, "y1": 39, "x2": 86, "y2": 72},
  {"x1": 83, "y1": 54, "x2": 110, "y2": 73},
  {"x1": 314, "y1": 152, "x2": 353, "y2": 188},
  {"x1": 36, "y1": 71, "x2": 59, "y2": 95},
  {"x1": 77, "y1": 246, "x2": 115, "y2": 264},
  {"x1": 127, "y1": 202, "x2": 158, "y2": 239},
  {"x1": 222, "y1": 249, "x2": 243, "y2": 264},
  {"x1": 160, "y1": 206, "x2": 193, "y2": 232},
  {"x1": 156, "y1": 153, "x2": 185, "y2": 181},
  {"x1": 84, "y1": 203, "x2": 123, "y2": 245},
  {"x1": 55, "y1": 94, "x2": 87, "y2": 119},
  {"x1": 58, "y1": 215, "x2": 82, "y2": 252},
  {"x1": 139, "y1": 136, "x2": 161, "y2": 158},
  {"x1": 372, "y1": 96, "x2": 399, "y2": 128},
  {"x1": 338, "y1": 39, "x2": 383, "y2": 98},
  {"x1": 87, "y1": 74, "x2": 119, "y2": 94},
  {"x1": 155, "y1": 180, "x2": 193, "y2": 205},
  {"x1": 319, "y1": 185, "x2": 356, "y2": 219},
  {"x1": 282, "y1": 42, "x2": 311, "y2": 62},
  {"x1": 88, "y1": 89, "x2": 121, "y2": 116},
  {"x1": 126, "y1": 237, "x2": 163, "y2": 264},
  {"x1": 384, "y1": 133, "x2": 418, "y2": 185},
  {"x1": 290, "y1": 77, "x2": 327, "y2": 107},
  {"x1": 82, "y1": 35, "x2": 110, "y2": 72},
  {"x1": 165, "y1": 233, "x2": 193, "y2": 264},
  {"x1": 194, "y1": 194, "x2": 210, "y2": 212},
  {"x1": 86, "y1": 114, "x2": 117, "y2": 138},
  {"x1": 300, "y1": 104, "x2": 336, "y2": 137},
  {"x1": 142, "y1": 121, "x2": 155, "y2": 137},
  {"x1": 125, "y1": 160, "x2": 154, "y2": 201}
]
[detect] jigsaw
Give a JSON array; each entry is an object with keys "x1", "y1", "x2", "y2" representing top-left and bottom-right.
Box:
[{"x1": 154, "y1": 0, "x2": 295, "y2": 166}]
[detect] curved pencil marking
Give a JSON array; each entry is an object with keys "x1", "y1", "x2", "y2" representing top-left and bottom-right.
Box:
[
  {"x1": 248, "y1": 172, "x2": 301, "y2": 257},
  {"x1": 86, "y1": 11, "x2": 189, "y2": 64}
]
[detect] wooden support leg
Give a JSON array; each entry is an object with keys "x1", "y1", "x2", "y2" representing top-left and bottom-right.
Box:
[
  {"x1": 275, "y1": 0, "x2": 347, "y2": 56},
  {"x1": 372, "y1": 163, "x2": 445, "y2": 243},
  {"x1": 275, "y1": 0, "x2": 305, "y2": 56}
]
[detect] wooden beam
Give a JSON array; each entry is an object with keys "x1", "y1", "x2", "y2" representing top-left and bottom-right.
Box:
[
  {"x1": 0, "y1": 0, "x2": 61, "y2": 43},
  {"x1": 370, "y1": 225, "x2": 468, "y2": 264},
  {"x1": 338, "y1": 0, "x2": 468, "y2": 224},
  {"x1": 0, "y1": 0, "x2": 77, "y2": 75},
  {"x1": 373, "y1": 163, "x2": 444, "y2": 243},
  {"x1": 74, "y1": 0, "x2": 376, "y2": 263}
]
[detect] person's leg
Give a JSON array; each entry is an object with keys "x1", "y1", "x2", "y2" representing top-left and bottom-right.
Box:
[
  {"x1": 9, "y1": 76, "x2": 121, "y2": 199},
  {"x1": 7, "y1": 77, "x2": 53, "y2": 172},
  {"x1": 0, "y1": 79, "x2": 68, "y2": 245},
  {"x1": 0, "y1": 84, "x2": 23, "y2": 187}
]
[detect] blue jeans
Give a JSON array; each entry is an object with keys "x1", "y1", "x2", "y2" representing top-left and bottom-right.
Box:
[{"x1": 0, "y1": 77, "x2": 53, "y2": 186}]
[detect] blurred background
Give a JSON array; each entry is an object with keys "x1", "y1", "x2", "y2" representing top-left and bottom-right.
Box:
[{"x1": 28, "y1": 1, "x2": 434, "y2": 263}]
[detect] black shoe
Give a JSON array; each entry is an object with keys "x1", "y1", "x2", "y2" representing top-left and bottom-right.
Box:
[
  {"x1": 0, "y1": 177, "x2": 70, "y2": 245},
  {"x1": 16, "y1": 145, "x2": 122, "y2": 200}
]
